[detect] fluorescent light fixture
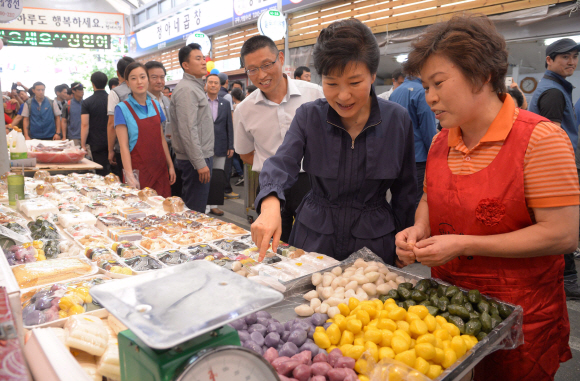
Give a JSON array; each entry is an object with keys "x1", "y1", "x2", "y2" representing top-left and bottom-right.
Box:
[
  {"x1": 544, "y1": 35, "x2": 580, "y2": 45},
  {"x1": 395, "y1": 54, "x2": 408, "y2": 63}
]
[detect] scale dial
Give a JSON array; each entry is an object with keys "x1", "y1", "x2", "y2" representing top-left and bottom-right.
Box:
[{"x1": 175, "y1": 346, "x2": 280, "y2": 381}]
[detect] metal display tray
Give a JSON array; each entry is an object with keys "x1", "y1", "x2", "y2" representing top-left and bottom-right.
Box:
[{"x1": 263, "y1": 249, "x2": 523, "y2": 381}]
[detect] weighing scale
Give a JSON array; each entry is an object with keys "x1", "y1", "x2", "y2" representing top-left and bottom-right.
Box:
[{"x1": 90, "y1": 261, "x2": 284, "y2": 381}]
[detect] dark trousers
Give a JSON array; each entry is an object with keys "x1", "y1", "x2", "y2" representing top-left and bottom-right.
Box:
[
  {"x1": 170, "y1": 148, "x2": 183, "y2": 198},
  {"x1": 257, "y1": 172, "x2": 311, "y2": 243},
  {"x1": 90, "y1": 149, "x2": 110, "y2": 177},
  {"x1": 224, "y1": 157, "x2": 233, "y2": 194},
  {"x1": 110, "y1": 151, "x2": 124, "y2": 180},
  {"x1": 565, "y1": 253, "x2": 577, "y2": 277},
  {"x1": 176, "y1": 157, "x2": 213, "y2": 213},
  {"x1": 415, "y1": 161, "x2": 426, "y2": 208},
  {"x1": 233, "y1": 154, "x2": 244, "y2": 176},
  {"x1": 207, "y1": 169, "x2": 225, "y2": 206}
]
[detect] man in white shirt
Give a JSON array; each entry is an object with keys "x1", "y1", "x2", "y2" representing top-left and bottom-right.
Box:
[
  {"x1": 234, "y1": 35, "x2": 324, "y2": 242},
  {"x1": 377, "y1": 68, "x2": 404, "y2": 101}
]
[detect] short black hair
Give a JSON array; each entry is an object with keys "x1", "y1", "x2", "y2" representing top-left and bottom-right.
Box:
[
  {"x1": 117, "y1": 56, "x2": 135, "y2": 80},
  {"x1": 33, "y1": 81, "x2": 46, "y2": 89},
  {"x1": 54, "y1": 84, "x2": 67, "y2": 94},
  {"x1": 108, "y1": 78, "x2": 119, "y2": 90},
  {"x1": 507, "y1": 87, "x2": 524, "y2": 108},
  {"x1": 240, "y1": 35, "x2": 279, "y2": 67},
  {"x1": 179, "y1": 43, "x2": 202, "y2": 69},
  {"x1": 17, "y1": 89, "x2": 26, "y2": 95},
  {"x1": 313, "y1": 19, "x2": 380, "y2": 76},
  {"x1": 145, "y1": 60, "x2": 167, "y2": 75},
  {"x1": 206, "y1": 73, "x2": 220, "y2": 82},
  {"x1": 90, "y1": 71, "x2": 108, "y2": 90},
  {"x1": 247, "y1": 85, "x2": 257, "y2": 94},
  {"x1": 231, "y1": 88, "x2": 245, "y2": 102},
  {"x1": 294, "y1": 66, "x2": 311, "y2": 78},
  {"x1": 164, "y1": 86, "x2": 171, "y2": 91},
  {"x1": 392, "y1": 68, "x2": 404, "y2": 81},
  {"x1": 230, "y1": 80, "x2": 243, "y2": 90}
]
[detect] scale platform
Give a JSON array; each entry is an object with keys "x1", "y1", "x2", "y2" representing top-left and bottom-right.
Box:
[{"x1": 90, "y1": 260, "x2": 284, "y2": 350}]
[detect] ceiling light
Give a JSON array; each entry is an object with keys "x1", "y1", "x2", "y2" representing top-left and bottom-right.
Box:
[
  {"x1": 544, "y1": 35, "x2": 580, "y2": 45},
  {"x1": 395, "y1": 54, "x2": 408, "y2": 63}
]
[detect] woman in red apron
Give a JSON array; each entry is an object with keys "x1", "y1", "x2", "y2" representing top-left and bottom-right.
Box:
[
  {"x1": 395, "y1": 16, "x2": 576, "y2": 380},
  {"x1": 113, "y1": 62, "x2": 175, "y2": 197}
]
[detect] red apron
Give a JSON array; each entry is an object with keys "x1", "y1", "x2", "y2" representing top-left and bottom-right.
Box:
[
  {"x1": 426, "y1": 110, "x2": 571, "y2": 381},
  {"x1": 123, "y1": 100, "x2": 171, "y2": 197}
]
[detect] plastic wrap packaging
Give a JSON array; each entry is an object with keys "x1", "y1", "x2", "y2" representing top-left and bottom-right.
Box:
[
  {"x1": 77, "y1": 235, "x2": 111, "y2": 249},
  {"x1": 215, "y1": 222, "x2": 249, "y2": 236},
  {"x1": 20, "y1": 276, "x2": 110, "y2": 328},
  {"x1": 138, "y1": 187, "x2": 157, "y2": 201},
  {"x1": 65, "y1": 223, "x2": 102, "y2": 239},
  {"x1": 104, "y1": 173, "x2": 120, "y2": 185},
  {"x1": 12, "y1": 257, "x2": 96, "y2": 289},
  {"x1": 58, "y1": 212, "x2": 97, "y2": 228},
  {"x1": 70, "y1": 349, "x2": 100, "y2": 381},
  {"x1": 64, "y1": 315, "x2": 108, "y2": 356},
  {"x1": 163, "y1": 196, "x2": 185, "y2": 213},
  {"x1": 35, "y1": 183, "x2": 54, "y2": 195},
  {"x1": 359, "y1": 352, "x2": 432, "y2": 381},
  {"x1": 28, "y1": 145, "x2": 87, "y2": 164},
  {"x1": 139, "y1": 237, "x2": 176, "y2": 252},
  {"x1": 122, "y1": 169, "x2": 140, "y2": 190},
  {"x1": 33, "y1": 170, "x2": 50, "y2": 181},
  {"x1": 0, "y1": 287, "x2": 29, "y2": 380}
]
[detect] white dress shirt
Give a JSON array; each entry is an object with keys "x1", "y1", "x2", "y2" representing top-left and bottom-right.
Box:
[{"x1": 233, "y1": 76, "x2": 324, "y2": 172}]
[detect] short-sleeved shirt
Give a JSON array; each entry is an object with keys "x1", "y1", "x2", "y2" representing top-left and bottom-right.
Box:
[
  {"x1": 114, "y1": 94, "x2": 166, "y2": 152},
  {"x1": 233, "y1": 75, "x2": 324, "y2": 172},
  {"x1": 62, "y1": 97, "x2": 83, "y2": 140},
  {"x1": 81, "y1": 90, "x2": 109, "y2": 152},
  {"x1": 21, "y1": 98, "x2": 61, "y2": 118},
  {"x1": 424, "y1": 94, "x2": 580, "y2": 212}
]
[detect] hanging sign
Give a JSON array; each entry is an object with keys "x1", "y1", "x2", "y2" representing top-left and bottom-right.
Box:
[
  {"x1": 185, "y1": 32, "x2": 211, "y2": 55},
  {"x1": 0, "y1": 29, "x2": 111, "y2": 49},
  {"x1": 0, "y1": 0, "x2": 22, "y2": 23},
  {"x1": 134, "y1": 0, "x2": 231, "y2": 51},
  {"x1": 233, "y1": 0, "x2": 277, "y2": 26},
  {"x1": 258, "y1": 10, "x2": 286, "y2": 41},
  {"x1": 1, "y1": 7, "x2": 124, "y2": 35}
]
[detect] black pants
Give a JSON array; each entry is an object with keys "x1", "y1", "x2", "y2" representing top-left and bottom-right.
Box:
[
  {"x1": 565, "y1": 253, "x2": 577, "y2": 277},
  {"x1": 224, "y1": 157, "x2": 233, "y2": 194},
  {"x1": 415, "y1": 161, "x2": 426, "y2": 208},
  {"x1": 257, "y1": 172, "x2": 311, "y2": 243},
  {"x1": 110, "y1": 151, "x2": 124, "y2": 180},
  {"x1": 91, "y1": 149, "x2": 110, "y2": 176},
  {"x1": 170, "y1": 148, "x2": 183, "y2": 198}
]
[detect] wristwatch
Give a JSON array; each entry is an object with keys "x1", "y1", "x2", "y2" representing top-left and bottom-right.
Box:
[{"x1": 56, "y1": 132, "x2": 63, "y2": 138}]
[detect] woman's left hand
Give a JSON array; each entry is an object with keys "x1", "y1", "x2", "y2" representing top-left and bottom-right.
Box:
[
  {"x1": 168, "y1": 166, "x2": 176, "y2": 185},
  {"x1": 413, "y1": 235, "x2": 467, "y2": 267}
]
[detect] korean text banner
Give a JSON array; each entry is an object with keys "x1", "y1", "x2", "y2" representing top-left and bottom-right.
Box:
[
  {"x1": 234, "y1": 0, "x2": 277, "y2": 26},
  {"x1": 0, "y1": 29, "x2": 111, "y2": 49},
  {"x1": 135, "y1": 0, "x2": 232, "y2": 51},
  {"x1": 0, "y1": 7, "x2": 124, "y2": 35}
]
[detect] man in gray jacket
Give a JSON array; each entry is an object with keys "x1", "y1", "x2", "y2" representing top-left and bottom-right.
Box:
[{"x1": 170, "y1": 43, "x2": 215, "y2": 212}]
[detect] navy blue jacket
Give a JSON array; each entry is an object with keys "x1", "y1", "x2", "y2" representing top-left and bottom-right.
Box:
[
  {"x1": 255, "y1": 90, "x2": 417, "y2": 262},
  {"x1": 389, "y1": 77, "x2": 437, "y2": 163},
  {"x1": 213, "y1": 96, "x2": 234, "y2": 157}
]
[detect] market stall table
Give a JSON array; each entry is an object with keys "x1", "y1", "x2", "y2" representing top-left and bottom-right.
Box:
[{"x1": 14, "y1": 158, "x2": 103, "y2": 174}]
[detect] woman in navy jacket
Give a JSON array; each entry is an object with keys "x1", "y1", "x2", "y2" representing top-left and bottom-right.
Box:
[{"x1": 252, "y1": 19, "x2": 417, "y2": 263}]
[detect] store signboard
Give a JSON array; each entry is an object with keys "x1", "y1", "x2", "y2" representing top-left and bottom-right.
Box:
[
  {"x1": 186, "y1": 32, "x2": 211, "y2": 55},
  {"x1": 133, "y1": 0, "x2": 231, "y2": 53},
  {"x1": 233, "y1": 0, "x2": 278, "y2": 26},
  {"x1": 0, "y1": 0, "x2": 22, "y2": 23},
  {"x1": 258, "y1": 10, "x2": 286, "y2": 41},
  {"x1": 0, "y1": 7, "x2": 124, "y2": 35},
  {"x1": 281, "y1": 0, "x2": 327, "y2": 12},
  {"x1": 0, "y1": 29, "x2": 111, "y2": 49}
]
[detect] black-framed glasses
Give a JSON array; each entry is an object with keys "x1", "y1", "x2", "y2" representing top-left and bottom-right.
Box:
[{"x1": 245, "y1": 55, "x2": 279, "y2": 76}]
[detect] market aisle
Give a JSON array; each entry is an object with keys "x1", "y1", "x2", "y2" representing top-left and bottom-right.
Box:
[{"x1": 220, "y1": 177, "x2": 580, "y2": 379}]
